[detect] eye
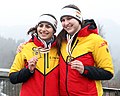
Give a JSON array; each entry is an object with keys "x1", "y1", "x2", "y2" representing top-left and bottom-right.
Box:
[
  {"x1": 38, "y1": 23, "x2": 43, "y2": 27},
  {"x1": 67, "y1": 17, "x2": 72, "y2": 20},
  {"x1": 45, "y1": 24, "x2": 52, "y2": 28},
  {"x1": 61, "y1": 18, "x2": 65, "y2": 22}
]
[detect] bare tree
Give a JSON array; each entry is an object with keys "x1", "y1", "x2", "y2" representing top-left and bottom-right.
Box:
[{"x1": 98, "y1": 24, "x2": 105, "y2": 38}]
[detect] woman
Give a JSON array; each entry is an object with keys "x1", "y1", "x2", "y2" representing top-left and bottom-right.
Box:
[
  {"x1": 9, "y1": 14, "x2": 59, "y2": 96},
  {"x1": 56, "y1": 4, "x2": 114, "y2": 96}
]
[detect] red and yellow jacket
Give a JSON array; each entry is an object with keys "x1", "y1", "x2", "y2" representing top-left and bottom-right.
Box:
[
  {"x1": 9, "y1": 36, "x2": 59, "y2": 96},
  {"x1": 59, "y1": 19, "x2": 114, "y2": 96}
]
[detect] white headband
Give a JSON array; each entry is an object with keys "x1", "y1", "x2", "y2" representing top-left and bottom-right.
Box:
[
  {"x1": 60, "y1": 7, "x2": 83, "y2": 23},
  {"x1": 38, "y1": 14, "x2": 57, "y2": 31}
]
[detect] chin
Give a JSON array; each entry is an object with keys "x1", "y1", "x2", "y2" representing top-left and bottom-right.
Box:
[
  {"x1": 68, "y1": 31, "x2": 74, "y2": 35},
  {"x1": 41, "y1": 37, "x2": 47, "y2": 40}
]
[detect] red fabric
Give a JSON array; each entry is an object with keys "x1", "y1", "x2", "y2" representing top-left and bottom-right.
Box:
[
  {"x1": 60, "y1": 53, "x2": 98, "y2": 96},
  {"x1": 20, "y1": 36, "x2": 59, "y2": 96},
  {"x1": 78, "y1": 25, "x2": 98, "y2": 37},
  {"x1": 29, "y1": 36, "x2": 57, "y2": 48},
  {"x1": 20, "y1": 67, "x2": 59, "y2": 96}
]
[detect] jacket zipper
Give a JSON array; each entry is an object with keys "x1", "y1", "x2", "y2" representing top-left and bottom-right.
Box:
[
  {"x1": 66, "y1": 63, "x2": 69, "y2": 96},
  {"x1": 43, "y1": 53, "x2": 49, "y2": 96},
  {"x1": 43, "y1": 53, "x2": 46, "y2": 96},
  {"x1": 66, "y1": 40, "x2": 79, "y2": 96}
]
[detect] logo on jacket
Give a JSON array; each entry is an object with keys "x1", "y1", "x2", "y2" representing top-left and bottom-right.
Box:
[{"x1": 99, "y1": 41, "x2": 107, "y2": 48}]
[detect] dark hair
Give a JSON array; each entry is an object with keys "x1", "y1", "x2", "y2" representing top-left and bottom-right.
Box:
[
  {"x1": 41, "y1": 14, "x2": 57, "y2": 21},
  {"x1": 62, "y1": 4, "x2": 81, "y2": 12},
  {"x1": 27, "y1": 25, "x2": 38, "y2": 35},
  {"x1": 56, "y1": 29, "x2": 67, "y2": 55}
]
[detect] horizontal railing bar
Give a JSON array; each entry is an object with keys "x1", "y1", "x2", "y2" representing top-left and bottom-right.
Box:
[
  {"x1": 0, "y1": 68, "x2": 10, "y2": 72},
  {"x1": 1, "y1": 68, "x2": 120, "y2": 94},
  {"x1": 103, "y1": 87, "x2": 120, "y2": 91}
]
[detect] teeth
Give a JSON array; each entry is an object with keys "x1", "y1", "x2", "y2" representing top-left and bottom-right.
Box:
[
  {"x1": 66, "y1": 26, "x2": 70, "y2": 28},
  {"x1": 40, "y1": 31, "x2": 48, "y2": 34},
  {"x1": 66, "y1": 27, "x2": 71, "y2": 29}
]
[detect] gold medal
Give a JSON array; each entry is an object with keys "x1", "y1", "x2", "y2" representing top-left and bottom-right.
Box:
[
  {"x1": 66, "y1": 56, "x2": 74, "y2": 63},
  {"x1": 32, "y1": 47, "x2": 41, "y2": 59}
]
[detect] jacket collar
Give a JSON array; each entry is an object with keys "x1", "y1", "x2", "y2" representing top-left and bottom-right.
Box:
[
  {"x1": 78, "y1": 19, "x2": 98, "y2": 37},
  {"x1": 29, "y1": 36, "x2": 56, "y2": 48}
]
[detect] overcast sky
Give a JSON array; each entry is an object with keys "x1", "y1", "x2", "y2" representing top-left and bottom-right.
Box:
[
  {"x1": 0, "y1": 0, "x2": 120, "y2": 64},
  {"x1": 0, "y1": 0, "x2": 120, "y2": 73},
  {"x1": 0, "y1": 0, "x2": 120, "y2": 41},
  {"x1": 0, "y1": 0, "x2": 120, "y2": 25}
]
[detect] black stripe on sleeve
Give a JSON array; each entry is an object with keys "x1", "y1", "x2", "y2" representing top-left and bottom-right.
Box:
[
  {"x1": 9, "y1": 68, "x2": 34, "y2": 84},
  {"x1": 81, "y1": 66, "x2": 113, "y2": 80}
]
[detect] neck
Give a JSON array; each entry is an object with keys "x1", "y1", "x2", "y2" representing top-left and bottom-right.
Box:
[
  {"x1": 46, "y1": 36, "x2": 55, "y2": 45},
  {"x1": 38, "y1": 36, "x2": 55, "y2": 48}
]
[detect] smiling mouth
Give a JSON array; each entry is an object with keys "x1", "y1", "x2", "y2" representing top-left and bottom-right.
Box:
[
  {"x1": 65, "y1": 25, "x2": 73, "y2": 30},
  {"x1": 66, "y1": 27, "x2": 72, "y2": 31},
  {"x1": 39, "y1": 31, "x2": 49, "y2": 34},
  {"x1": 41, "y1": 33, "x2": 49, "y2": 36}
]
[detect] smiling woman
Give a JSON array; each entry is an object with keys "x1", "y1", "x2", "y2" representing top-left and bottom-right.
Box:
[
  {"x1": 0, "y1": 0, "x2": 120, "y2": 95},
  {"x1": 56, "y1": 4, "x2": 114, "y2": 96},
  {"x1": 9, "y1": 14, "x2": 59, "y2": 96}
]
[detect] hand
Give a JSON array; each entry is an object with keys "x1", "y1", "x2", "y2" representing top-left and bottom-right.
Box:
[
  {"x1": 70, "y1": 60, "x2": 84, "y2": 74},
  {"x1": 16, "y1": 42, "x2": 27, "y2": 53},
  {"x1": 28, "y1": 56, "x2": 38, "y2": 72}
]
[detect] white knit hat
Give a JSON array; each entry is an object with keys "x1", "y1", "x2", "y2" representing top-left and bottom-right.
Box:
[
  {"x1": 38, "y1": 14, "x2": 57, "y2": 31},
  {"x1": 60, "y1": 7, "x2": 83, "y2": 23}
]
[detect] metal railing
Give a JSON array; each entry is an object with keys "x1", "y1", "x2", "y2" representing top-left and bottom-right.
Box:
[
  {"x1": 0, "y1": 77, "x2": 21, "y2": 96},
  {"x1": 0, "y1": 68, "x2": 21, "y2": 96},
  {"x1": 0, "y1": 68, "x2": 120, "y2": 96},
  {"x1": 103, "y1": 87, "x2": 120, "y2": 96}
]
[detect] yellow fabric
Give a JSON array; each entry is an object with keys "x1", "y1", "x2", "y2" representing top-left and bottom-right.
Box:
[
  {"x1": 9, "y1": 42, "x2": 59, "y2": 75},
  {"x1": 61, "y1": 33, "x2": 114, "y2": 96}
]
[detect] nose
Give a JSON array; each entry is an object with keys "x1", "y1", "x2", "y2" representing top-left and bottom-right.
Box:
[
  {"x1": 63, "y1": 19, "x2": 69, "y2": 26},
  {"x1": 41, "y1": 25, "x2": 46, "y2": 31}
]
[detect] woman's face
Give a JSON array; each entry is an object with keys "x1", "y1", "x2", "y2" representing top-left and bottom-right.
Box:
[
  {"x1": 61, "y1": 16, "x2": 81, "y2": 35},
  {"x1": 37, "y1": 22, "x2": 54, "y2": 41}
]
